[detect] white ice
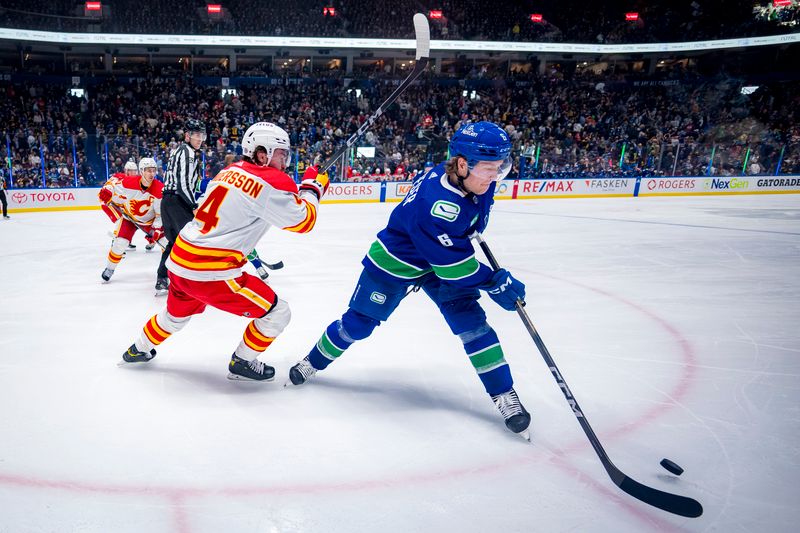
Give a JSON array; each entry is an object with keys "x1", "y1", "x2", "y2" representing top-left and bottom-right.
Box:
[{"x1": 1, "y1": 195, "x2": 799, "y2": 533}]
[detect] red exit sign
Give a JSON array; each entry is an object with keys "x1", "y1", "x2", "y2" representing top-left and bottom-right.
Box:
[
  {"x1": 530, "y1": 14, "x2": 543, "y2": 23},
  {"x1": 625, "y1": 12, "x2": 639, "y2": 21},
  {"x1": 85, "y1": 1, "x2": 102, "y2": 11},
  {"x1": 429, "y1": 10, "x2": 443, "y2": 19}
]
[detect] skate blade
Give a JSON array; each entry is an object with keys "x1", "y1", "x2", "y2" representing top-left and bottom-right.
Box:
[
  {"x1": 154, "y1": 289, "x2": 168, "y2": 297},
  {"x1": 227, "y1": 372, "x2": 275, "y2": 382},
  {"x1": 117, "y1": 359, "x2": 152, "y2": 367},
  {"x1": 518, "y1": 429, "x2": 531, "y2": 442}
]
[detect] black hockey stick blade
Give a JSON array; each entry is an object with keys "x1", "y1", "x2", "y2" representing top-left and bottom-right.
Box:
[
  {"x1": 263, "y1": 260, "x2": 284, "y2": 270},
  {"x1": 615, "y1": 467, "x2": 703, "y2": 518}
]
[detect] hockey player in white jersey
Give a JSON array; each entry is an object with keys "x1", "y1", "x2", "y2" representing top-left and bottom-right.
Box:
[
  {"x1": 120, "y1": 122, "x2": 329, "y2": 381},
  {"x1": 99, "y1": 157, "x2": 167, "y2": 283},
  {"x1": 100, "y1": 160, "x2": 141, "y2": 251}
]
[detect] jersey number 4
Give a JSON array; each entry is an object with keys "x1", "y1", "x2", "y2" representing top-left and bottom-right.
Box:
[{"x1": 195, "y1": 186, "x2": 229, "y2": 234}]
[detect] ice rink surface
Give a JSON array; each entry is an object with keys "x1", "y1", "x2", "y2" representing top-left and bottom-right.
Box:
[{"x1": 1, "y1": 194, "x2": 798, "y2": 532}]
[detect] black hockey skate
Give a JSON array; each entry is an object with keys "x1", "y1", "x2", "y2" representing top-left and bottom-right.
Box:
[
  {"x1": 120, "y1": 343, "x2": 156, "y2": 365},
  {"x1": 127, "y1": 243, "x2": 136, "y2": 250},
  {"x1": 491, "y1": 388, "x2": 531, "y2": 441},
  {"x1": 154, "y1": 277, "x2": 169, "y2": 296},
  {"x1": 286, "y1": 356, "x2": 318, "y2": 386},
  {"x1": 101, "y1": 268, "x2": 114, "y2": 282},
  {"x1": 227, "y1": 354, "x2": 275, "y2": 381}
]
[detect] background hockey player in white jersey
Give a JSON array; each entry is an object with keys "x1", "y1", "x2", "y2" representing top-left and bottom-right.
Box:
[
  {"x1": 287, "y1": 121, "x2": 532, "y2": 439},
  {"x1": 99, "y1": 157, "x2": 166, "y2": 282},
  {"x1": 100, "y1": 160, "x2": 141, "y2": 251},
  {"x1": 120, "y1": 122, "x2": 329, "y2": 381}
]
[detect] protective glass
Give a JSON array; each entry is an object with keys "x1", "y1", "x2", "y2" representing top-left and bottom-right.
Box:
[{"x1": 271, "y1": 148, "x2": 291, "y2": 169}]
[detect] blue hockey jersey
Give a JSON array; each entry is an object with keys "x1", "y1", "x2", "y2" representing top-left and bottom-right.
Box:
[{"x1": 362, "y1": 163, "x2": 495, "y2": 288}]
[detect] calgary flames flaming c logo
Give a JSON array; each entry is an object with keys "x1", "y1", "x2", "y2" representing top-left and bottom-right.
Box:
[{"x1": 128, "y1": 197, "x2": 154, "y2": 218}]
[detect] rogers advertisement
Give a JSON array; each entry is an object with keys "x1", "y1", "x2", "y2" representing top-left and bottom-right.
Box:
[{"x1": 321, "y1": 182, "x2": 381, "y2": 203}]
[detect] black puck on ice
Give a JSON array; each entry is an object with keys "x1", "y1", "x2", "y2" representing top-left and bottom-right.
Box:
[{"x1": 660, "y1": 458, "x2": 684, "y2": 476}]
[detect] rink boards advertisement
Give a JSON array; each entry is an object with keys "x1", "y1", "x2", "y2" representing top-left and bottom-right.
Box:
[
  {"x1": 637, "y1": 176, "x2": 800, "y2": 196},
  {"x1": 6, "y1": 176, "x2": 800, "y2": 213}
]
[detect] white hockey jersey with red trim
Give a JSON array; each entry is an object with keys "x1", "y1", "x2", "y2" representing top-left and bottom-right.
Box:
[
  {"x1": 104, "y1": 174, "x2": 164, "y2": 226},
  {"x1": 167, "y1": 160, "x2": 320, "y2": 281}
]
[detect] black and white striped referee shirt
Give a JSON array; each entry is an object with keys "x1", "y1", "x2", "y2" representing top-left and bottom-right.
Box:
[{"x1": 163, "y1": 143, "x2": 201, "y2": 209}]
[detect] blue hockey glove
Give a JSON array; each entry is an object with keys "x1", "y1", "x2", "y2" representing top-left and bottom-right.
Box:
[{"x1": 482, "y1": 268, "x2": 526, "y2": 311}]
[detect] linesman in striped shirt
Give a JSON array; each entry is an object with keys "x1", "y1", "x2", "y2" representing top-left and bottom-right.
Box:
[{"x1": 157, "y1": 119, "x2": 206, "y2": 293}]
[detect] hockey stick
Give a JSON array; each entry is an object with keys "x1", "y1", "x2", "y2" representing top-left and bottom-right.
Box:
[
  {"x1": 319, "y1": 13, "x2": 430, "y2": 174},
  {"x1": 262, "y1": 259, "x2": 284, "y2": 270},
  {"x1": 108, "y1": 203, "x2": 167, "y2": 252},
  {"x1": 247, "y1": 249, "x2": 284, "y2": 277},
  {"x1": 472, "y1": 233, "x2": 703, "y2": 518}
]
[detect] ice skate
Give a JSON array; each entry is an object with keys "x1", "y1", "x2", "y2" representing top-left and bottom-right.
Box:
[
  {"x1": 227, "y1": 354, "x2": 275, "y2": 382},
  {"x1": 285, "y1": 356, "x2": 317, "y2": 387},
  {"x1": 491, "y1": 388, "x2": 531, "y2": 441},
  {"x1": 118, "y1": 343, "x2": 156, "y2": 366},
  {"x1": 101, "y1": 267, "x2": 115, "y2": 282},
  {"x1": 154, "y1": 277, "x2": 169, "y2": 296},
  {"x1": 145, "y1": 242, "x2": 156, "y2": 251},
  {"x1": 127, "y1": 243, "x2": 136, "y2": 250}
]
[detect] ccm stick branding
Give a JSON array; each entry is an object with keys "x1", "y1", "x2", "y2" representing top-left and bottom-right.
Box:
[{"x1": 549, "y1": 366, "x2": 584, "y2": 417}]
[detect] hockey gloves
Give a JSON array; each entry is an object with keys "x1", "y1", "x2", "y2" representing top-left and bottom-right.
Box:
[
  {"x1": 150, "y1": 227, "x2": 165, "y2": 243},
  {"x1": 482, "y1": 268, "x2": 526, "y2": 311},
  {"x1": 98, "y1": 187, "x2": 113, "y2": 203},
  {"x1": 299, "y1": 166, "x2": 330, "y2": 200}
]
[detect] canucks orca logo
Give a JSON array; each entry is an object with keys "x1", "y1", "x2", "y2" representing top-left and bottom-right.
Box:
[
  {"x1": 370, "y1": 292, "x2": 387, "y2": 304},
  {"x1": 431, "y1": 200, "x2": 460, "y2": 222}
]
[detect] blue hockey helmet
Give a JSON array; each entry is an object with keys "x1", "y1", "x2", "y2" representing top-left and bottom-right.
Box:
[{"x1": 448, "y1": 121, "x2": 513, "y2": 179}]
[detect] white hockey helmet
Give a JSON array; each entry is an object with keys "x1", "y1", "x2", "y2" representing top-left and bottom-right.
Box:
[
  {"x1": 138, "y1": 157, "x2": 157, "y2": 174},
  {"x1": 124, "y1": 160, "x2": 138, "y2": 172},
  {"x1": 242, "y1": 122, "x2": 291, "y2": 168}
]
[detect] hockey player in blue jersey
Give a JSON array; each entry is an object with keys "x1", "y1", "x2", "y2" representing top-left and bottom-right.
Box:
[{"x1": 287, "y1": 121, "x2": 531, "y2": 438}]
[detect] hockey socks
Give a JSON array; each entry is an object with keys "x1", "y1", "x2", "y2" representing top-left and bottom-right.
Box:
[
  {"x1": 308, "y1": 320, "x2": 353, "y2": 370},
  {"x1": 137, "y1": 310, "x2": 191, "y2": 352},
  {"x1": 234, "y1": 320, "x2": 275, "y2": 360},
  {"x1": 464, "y1": 328, "x2": 512, "y2": 396}
]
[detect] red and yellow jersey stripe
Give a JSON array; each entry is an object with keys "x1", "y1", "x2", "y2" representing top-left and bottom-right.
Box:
[
  {"x1": 283, "y1": 197, "x2": 318, "y2": 234},
  {"x1": 170, "y1": 235, "x2": 246, "y2": 272}
]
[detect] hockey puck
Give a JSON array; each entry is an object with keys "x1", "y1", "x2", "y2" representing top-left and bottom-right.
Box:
[{"x1": 660, "y1": 458, "x2": 684, "y2": 476}]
